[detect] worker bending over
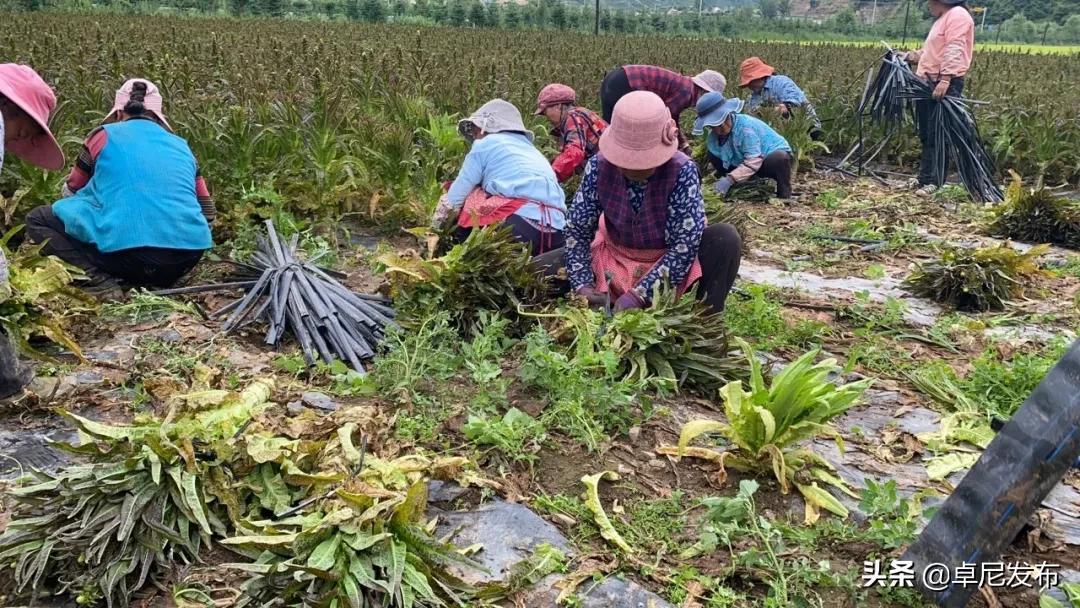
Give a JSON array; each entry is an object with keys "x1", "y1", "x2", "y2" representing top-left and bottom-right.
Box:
[
  {"x1": 694, "y1": 92, "x2": 795, "y2": 201},
  {"x1": 431, "y1": 99, "x2": 567, "y2": 256},
  {"x1": 535, "y1": 91, "x2": 742, "y2": 314},
  {"x1": 599, "y1": 65, "x2": 726, "y2": 153},
  {"x1": 26, "y1": 79, "x2": 214, "y2": 301},
  {"x1": 0, "y1": 63, "x2": 65, "y2": 399},
  {"x1": 739, "y1": 57, "x2": 823, "y2": 141},
  {"x1": 534, "y1": 83, "x2": 607, "y2": 183}
]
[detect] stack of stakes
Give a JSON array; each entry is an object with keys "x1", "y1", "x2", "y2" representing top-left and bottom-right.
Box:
[
  {"x1": 156, "y1": 220, "x2": 395, "y2": 374},
  {"x1": 868, "y1": 51, "x2": 1003, "y2": 203}
]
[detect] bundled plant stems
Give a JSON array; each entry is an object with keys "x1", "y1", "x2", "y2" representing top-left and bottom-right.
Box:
[
  {"x1": 853, "y1": 50, "x2": 1003, "y2": 203},
  {"x1": 377, "y1": 224, "x2": 547, "y2": 334},
  {"x1": 904, "y1": 243, "x2": 1048, "y2": 311},
  {"x1": 158, "y1": 220, "x2": 396, "y2": 374},
  {"x1": 990, "y1": 173, "x2": 1080, "y2": 250}
]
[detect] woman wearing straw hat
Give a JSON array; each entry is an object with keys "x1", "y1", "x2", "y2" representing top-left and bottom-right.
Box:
[
  {"x1": 534, "y1": 91, "x2": 742, "y2": 313},
  {"x1": 0, "y1": 64, "x2": 66, "y2": 399},
  {"x1": 431, "y1": 99, "x2": 567, "y2": 256},
  {"x1": 693, "y1": 92, "x2": 795, "y2": 200},
  {"x1": 599, "y1": 65, "x2": 727, "y2": 155},
  {"x1": 25, "y1": 79, "x2": 215, "y2": 300},
  {"x1": 534, "y1": 83, "x2": 607, "y2": 183},
  {"x1": 738, "y1": 57, "x2": 823, "y2": 141}
]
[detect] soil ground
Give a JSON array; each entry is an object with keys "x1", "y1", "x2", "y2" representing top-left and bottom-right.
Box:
[{"x1": 1, "y1": 167, "x2": 1077, "y2": 608}]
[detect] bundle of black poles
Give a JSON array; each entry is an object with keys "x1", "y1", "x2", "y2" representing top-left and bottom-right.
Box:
[
  {"x1": 152, "y1": 220, "x2": 396, "y2": 374},
  {"x1": 844, "y1": 49, "x2": 1003, "y2": 203}
]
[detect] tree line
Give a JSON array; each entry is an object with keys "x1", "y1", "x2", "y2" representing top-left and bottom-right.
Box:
[{"x1": 5, "y1": 0, "x2": 1078, "y2": 44}]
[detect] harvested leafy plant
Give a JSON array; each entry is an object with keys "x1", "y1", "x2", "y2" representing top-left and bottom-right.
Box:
[{"x1": 904, "y1": 243, "x2": 1048, "y2": 311}]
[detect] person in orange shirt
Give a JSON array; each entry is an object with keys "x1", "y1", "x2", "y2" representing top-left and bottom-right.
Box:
[{"x1": 903, "y1": 0, "x2": 975, "y2": 197}]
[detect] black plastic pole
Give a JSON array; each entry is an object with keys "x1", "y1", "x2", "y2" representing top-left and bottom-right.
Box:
[
  {"x1": 594, "y1": 0, "x2": 599, "y2": 35},
  {"x1": 901, "y1": 0, "x2": 911, "y2": 46}
]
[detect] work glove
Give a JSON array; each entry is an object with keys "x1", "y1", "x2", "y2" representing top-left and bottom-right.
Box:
[
  {"x1": 574, "y1": 286, "x2": 609, "y2": 309},
  {"x1": 614, "y1": 290, "x2": 645, "y2": 312},
  {"x1": 713, "y1": 176, "x2": 734, "y2": 197},
  {"x1": 931, "y1": 79, "x2": 950, "y2": 101},
  {"x1": 430, "y1": 196, "x2": 457, "y2": 230}
]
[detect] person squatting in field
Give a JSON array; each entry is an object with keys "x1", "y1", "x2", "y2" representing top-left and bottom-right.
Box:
[
  {"x1": 534, "y1": 83, "x2": 607, "y2": 183},
  {"x1": 0, "y1": 63, "x2": 66, "y2": 400},
  {"x1": 901, "y1": 0, "x2": 975, "y2": 197},
  {"x1": 695, "y1": 92, "x2": 795, "y2": 200},
  {"x1": 534, "y1": 91, "x2": 742, "y2": 314},
  {"x1": 25, "y1": 79, "x2": 215, "y2": 301},
  {"x1": 599, "y1": 65, "x2": 727, "y2": 155},
  {"x1": 431, "y1": 99, "x2": 568, "y2": 256},
  {"x1": 738, "y1": 57, "x2": 823, "y2": 141}
]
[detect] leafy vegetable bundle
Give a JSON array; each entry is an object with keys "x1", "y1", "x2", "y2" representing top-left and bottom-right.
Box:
[
  {"x1": 904, "y1": 243, "x2": 1048, "y2": 311},
  {"x1": 378, "y1": 225, "x2": 547, "y2": 334},
  {"x1": 990, "y1": 173, "x2": 1080, "y2": 250}
]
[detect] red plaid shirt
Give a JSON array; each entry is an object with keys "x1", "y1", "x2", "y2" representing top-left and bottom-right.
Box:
[
  {"x1": 551, "y1": 107, "x2": 607, "y2": 183},
  {"x1": 623, "y1": 65, "x2": 696, "y2": 122}
]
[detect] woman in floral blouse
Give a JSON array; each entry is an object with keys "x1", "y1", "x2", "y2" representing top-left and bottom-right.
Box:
[{"x1": 534, "y1": 91, "x2": 742, "y2": 313}]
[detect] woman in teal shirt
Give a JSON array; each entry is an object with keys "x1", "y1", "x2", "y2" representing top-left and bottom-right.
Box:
[
  {"x1": 26, "y1": 79, "x2": 213, "y2": 300},
  {"x1": 692, "y1": 92, "x2": 794, "y2": 200}
]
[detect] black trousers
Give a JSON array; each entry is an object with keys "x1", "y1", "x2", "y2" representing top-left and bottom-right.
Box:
[
  {"x1": 533, "y1": 223, "x2": 742, "y2": 312},
  {"x1": 916, "y1": 76, "x2": 965, "y2": 187},
  {"x1": 600, "y1": 67, "x2": 633, "y2": 123},
  {"x1": 0, "y1": 328, "x2": 32, "y2": 399},
  {"x1": 708, "y1": 150, "x2": 794, "y2": 199},
  {"x1": 25, "y1": 206, "x2": 204, "y2": 288},
  {"x1": 451, "y1": 214, "x2": 566, "y2": 257}
]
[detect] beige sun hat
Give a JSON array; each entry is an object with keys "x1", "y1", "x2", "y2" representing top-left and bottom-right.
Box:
[{"x1": 457, "y1": 99, "x2": 534, "y2": 142}]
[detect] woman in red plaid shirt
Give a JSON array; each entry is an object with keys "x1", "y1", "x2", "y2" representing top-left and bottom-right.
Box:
[{"x1": 534, "y1": 84, "x2": 607, "y2": 183}]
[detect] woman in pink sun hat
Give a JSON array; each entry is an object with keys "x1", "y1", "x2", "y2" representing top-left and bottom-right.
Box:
[
  {"x1": 0, "y1": 64, "x2": 65, "y2": 400},
  {"x1": 0, "y1": 64, "x2": 65, "y2": 172},
  {"x1": 25, "y1": 78, "x2": 215, "y2": 301},
  {"x1": 534, "y1": 91, "x2": 742, "y2": 314}
]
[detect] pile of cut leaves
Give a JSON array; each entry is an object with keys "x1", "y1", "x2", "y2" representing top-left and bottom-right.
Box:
[
  {"x1": 989, "y1": 173, "x2": 1080, "y2": 250},
  {"x1": 377, "y1": 225, "x2": 546, "y2": 334},
  {"x1": 549, "y1": 285, "x2": 742, "y2": 394},
  {"x1": 0, "y1": 227, "x2": 94, "y2": 358},
  {"x1": 904, "y1": 243, "x2": 1048, "y2": 311},
  {"x1": 0, "y1": 378, "x2": 484, "y2": 608}
]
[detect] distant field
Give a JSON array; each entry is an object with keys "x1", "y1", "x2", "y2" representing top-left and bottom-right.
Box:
[{"x1": 748, "y1": 37, "x2": 1080, "y2": 54}]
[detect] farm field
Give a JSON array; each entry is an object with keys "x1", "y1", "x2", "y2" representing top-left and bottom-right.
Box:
[{"x1": 1, "y1": 11, "x2": 1079, "y2": 608}]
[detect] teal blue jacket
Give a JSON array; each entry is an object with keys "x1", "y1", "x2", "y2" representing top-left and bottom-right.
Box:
[{"x1": 53, "y1": 120, "x2": 213, "y2": 253}]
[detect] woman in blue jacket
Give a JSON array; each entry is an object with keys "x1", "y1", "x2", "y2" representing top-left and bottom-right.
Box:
[
  {"x1": 693, "y1": 92, "x2": 794, "y2": 200},
  {"x1": 431, "y1": 99, "x2": 567, "y2": 256},
  {"x1": 26, "y1": 79, "x2": 213, "y2": 300}
]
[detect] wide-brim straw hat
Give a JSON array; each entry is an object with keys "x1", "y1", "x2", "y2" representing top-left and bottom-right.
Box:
[
  {"x1": 597, "y1": 91, "x2": 678, "y2": 171},
  {"x1": 0, "y1": 64, "x2": 65, "y2": 171},
  {"x1": 107, "y1": 78, "x2": 172, "y2": 131},
  {"x1": 458, "y1": 99, "x2": 534, "y2": 142},
  {"x1": 692, "y1": 92, "x2": 744, "y2": 136},
  {"x1": 739, "y1": 57, "x2": 776, "y2": 88}
]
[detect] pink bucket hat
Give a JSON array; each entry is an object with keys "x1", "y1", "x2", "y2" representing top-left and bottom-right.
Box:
[
  {"x1": 108, "y1": 79, "x2": 171, "y2": 131},
  {"x1": 535, "y1": 83, "x2": 576, "y2": 115},
  {"x1": 0, "y1": 64, "x2": 65, "y2": 171},
  {"x1": 597, "y1": 91, "x2": 678, "y2": 171}
]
